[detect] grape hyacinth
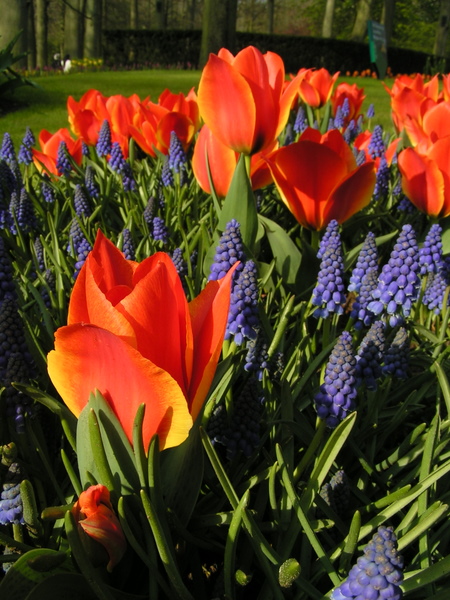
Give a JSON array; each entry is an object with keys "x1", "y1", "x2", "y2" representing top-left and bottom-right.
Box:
[
  {"x1": 382, "y1": 327, "x2": 410, "y2": 379},
  {"x1": 208, "y1": 378, "x2": 264, "y2": 460},
  {"x1": 96, "y1": 119, "x2": 112, "y2": 157},
  {"x1": 0, "y1": 133, "x2": 16, "y2": 165},
  {"x1": 209, "y1": 219, "x2": 246, "y2": 281},
  {"x1": 56, "y1": 141, "x2": 72, "y2": 176},
  {"x1": 355, "y1": 321, "x2": 385, "y2": 391},
  {"x1": 18, "y1": 127, "x2": 35, "y2": 164},
  {"x1": 293, "y1": 105, "x2": 308, "y2": 135},
  {"x1": 121, "y1": 228, "x2": 135, "y2": 260},
  {"x1": 0, "y1": 463, "x2": 24, "y2": 525},
  {"x1": 9, "y1": 187, "x2": 37, "y2": 234},
  {"x1": 312, "y1": 223, "x2": 346, "y2": 319},
  {"x1": 143, "y1": 196, "x2": 155, "y2": 226},
  {"x1": 85, "y1": 165, "x2": 99, "y2": 198},
  {"x1": 152, "y1": 216, "x2": 168, "y2": 243},
  {"x1": 368, "y1": 125, "x2": 385, "y2": 159},
  {"x1": 373, "y1": 155, "x2": 390, "y2": 201},
  {"x1": 367, "y1": 224, "x2": 420, "y2": 327},
  {"x1": 41, "y1": 176, "x2": 55, "y2": 203},
  {"x1": 320, "y1": 470, "x2": 350, "y2": 515},
  {"x1": 244, "y1": 328, "x2": 271, "y2": 380},
  {"x1": 366, "y1": 103, "x2": 375, "y2": 119},
  {"x1": 41, "y1": 268, "x2": 56, "y2": 309},
  {"x1": 161, "y1": 155, "x2": 174, "y2": 187},
  {"x1": 418, "y1": 223, "x2": 443, "y2": 275},
  {"x1": 351, "y1": 269, "x2": 380, "y2": 330},
  {"x1": 422, "y1": 257, "x2": 450, "y2": 314},
  {"x1": 74, "y1": 237, "x2": 92, "y2": 278},
  {"x1": 108, "y1": 141, "x2": 126, "y2": 172},
  {"x1": 314, "y1": 331, "x2": 357, "y2": 428},
  {"x1": 226, "y1": 259, "x2": 260, "y2": 345},
  {"x1": 121, "y1": 162, "x2": 136, "y2": 191},
  {"x1": 171, "y1": 247, "x2": 189, "y2": 293},
  {"x1": 73, "y1": 184, "x2": 91, "y2": 217},
  {"x1": 317, "y1": 219, "x2": 340, "y2": 260},
  {"x1": 4, "y1": 352, "x2": 34, "y2": 434},
  {"x1": 0, "y1": 297, "x2": 32, "y2": 382},
  {"x1": 34, "y1": 237, "x2": 45, "y2": 271},
  {"x1": 348, "y1": 232, "x2": 378, "y2": 294},
  {"x1": 331, "y1": 526, "x2": 403, "y2": 600},
  {"x1": 168, "y1": 131, "x2": 187, "y2": 174}
]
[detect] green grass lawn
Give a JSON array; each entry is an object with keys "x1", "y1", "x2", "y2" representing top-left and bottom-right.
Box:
[{"x1": 0, "y1": 70, "x2": 394, "y2": 150}]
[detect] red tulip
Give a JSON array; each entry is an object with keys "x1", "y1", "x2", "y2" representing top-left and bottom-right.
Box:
[
  {"x1": 192, "y1": 125, "x2": 274, "y2": 197},
  {"x1": 331, "y1": 82, "x2": 366, "y2": 126},
  {"x1": 32, "y1": 128, "x2": 83, "y2": 176},
  {"x1": 402, "y1": 101, "x2": 450, "y2": 151},
  {"x1": 130, "y1": 88, "x2": 200, "y2": 157},
  {"x1": 264, "y1": 128, "x2": 376, "y2": 230},
  {"x1": 297, "y1": 67, "x2": 340, "y2": 108},
  {"x1": 197, "y1": 46, "x2": 303, "y2": 155},
  {"x1": 398, "y1": 137, "x2": 450, "y2": 218},
  {"x1": 71, "y1": 484, "x2": 126, "y2": 572},
  {"x1": 47, "y1": 231, "x2": 237, "y2": 450}
]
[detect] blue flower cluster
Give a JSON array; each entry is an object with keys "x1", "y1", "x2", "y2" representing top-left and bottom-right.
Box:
[
  {"x1": 382, "y1": 327, "x2": 410, "y2": 379},
  {"x1": 96, "y1": 119, "x2": 112, "y2": 157},
  {"x1": 0, "y1": 463, "x2": 24, "y2": 525},
  {"x1": 348, "y1": 232, "x2": 378, "y2": 294},
  {"x1": 312, "y1": 220, "x2": 346, "y2": 319},
  {"x1": 56, "y1": 141, "x2": 72, "y2": 176},
  {"x1": 121, "y1": 228, "x2": 135, "y2": 260},
  {"x1": 355, "y1": 321, "x2": 386, "y2": 391},
  {"x1": 367, "y1": 224, "x2": 420, "y2": 327},
  {"x1": 209, "y1": 219, "x2": 246, "y2": 281},
  {"x1": 331, "y1": 526, "x2": 404, "y2": 600},
  {"x1": 314, "y1": 331, "x2": 357, "y2": 428},
  {"x1": 226, "y1": 259, "x2": 259, "y2": 345},
  {"x1": 320, "y1": 470, "x2": 350, "y2": 516}
]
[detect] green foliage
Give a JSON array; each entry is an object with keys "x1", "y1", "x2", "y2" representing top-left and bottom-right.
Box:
[{"x1": 0, "y1": 31, "x2": 36, "y2": 100}]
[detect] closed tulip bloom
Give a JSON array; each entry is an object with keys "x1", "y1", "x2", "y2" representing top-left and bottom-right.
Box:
[
  {"x1": 398, "y1": 137, "x2": 450, "y2": 218},
  {"x1": 47, "y1": 230, "x2": 237, "y2": 450},
  {"x1": 331, "y1": 82, "x2": 366, "y2": 126},
  {"x1": 265, "y1": 128, "x2": 376, "y2": 230},
  {"x1": 32, "y1": 128, "x2": 83, "y2": 176},
  {"x1": 198, "y1": 46, "x2": 302, "y2": 155},
  {"x1": 297, "y1": 67, "x2": 340, "y2": 108},
  {"x1": 71, "y1": 484, "x2": 126, "y2": 572}
]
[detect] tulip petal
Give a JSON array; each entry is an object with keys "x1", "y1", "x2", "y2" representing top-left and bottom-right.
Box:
[
  {"x1": 192, "y1": 125, "x2": 238, "y2": 197},
  {"x1": 187, "y1": 264, "x2": 238, "y2": 420},
  {"x1": 198, "y1": 53, "x2": 257, "y2": 154},
  {"x1": 324, "y1": 161, "x2": 376, "y2": 225},
  {"x1": 398, "y1": 147, "x2": 445, "y2": 217},
  {"x1": 47, "y1": 324, "x2": 193, "y2": 450}
]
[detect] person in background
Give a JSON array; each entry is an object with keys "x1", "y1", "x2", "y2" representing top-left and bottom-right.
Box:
[{"x1": 63, "y1": 54, "x2": 72, "y2": 74}]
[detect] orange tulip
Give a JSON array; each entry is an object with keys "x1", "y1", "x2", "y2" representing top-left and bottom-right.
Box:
[
  {"x1": 297, "y1": 67, "x2": 340, "y2": 108},
  {"x1": 197, "y1": 46, "x2": 303, "y2": 155},
  {"x1": 264, "y1": 128, "x2": 376, "y2": 230},
  {"x1": 47, "y1": 230, "x2": 237, "y2": 450},
  {"x1": 32, "y1": 128, "x2": 83, "y2": 176},
  {"x1": 398, "y1": 137, "x2": 450, "y2": 218},
  {"x1": 67, "y1": 89, "x2": 142, "y2": 157},
  {"x1": 192, "y1": 125, "x2": 274, "y2": 197},
  {"x1": 331, "y1": 82, "x2": 366, "y2": 126},
  {"x1": 402, "y1": 101, "x2": 450, "y2": 151},
  {"x1": 71, "y1": 484, "x2": 126, "y2": 572},
  {"x1": 130, "y1": 88, "x2": 200, "y2": 157}
]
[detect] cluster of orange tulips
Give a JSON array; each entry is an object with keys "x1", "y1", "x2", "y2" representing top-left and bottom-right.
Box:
[{"x1": 387, "y1": 73, "x2": 450, "y2": 218}]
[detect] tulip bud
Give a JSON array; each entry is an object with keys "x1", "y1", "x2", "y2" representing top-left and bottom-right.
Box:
[{"x1": 71, "y1": 484, "x2": 126, "y2": 572}]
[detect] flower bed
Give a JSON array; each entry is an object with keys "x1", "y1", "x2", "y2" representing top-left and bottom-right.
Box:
[{"x1": 0, "y1": 46, "x2": 449, "y2": 599}]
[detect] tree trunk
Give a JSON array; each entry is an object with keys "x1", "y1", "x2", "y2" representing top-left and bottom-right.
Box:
[
  {"x1": 199, "y1": 0, "x2": 237, "y2": 68},
  {"x1": 322, "y1": 0, "x2": 336, "y2": 38},
  {"x1": 64, "y1": 0, "x2": 83, "y2": 58},
  {"x1": 155, "y1": 0, "x2": 166, "y2": 29},
  {"x1": 130, "y1": 0, "x2": 138, "y2": 29},
  {"x1": 350, "y1": 0, "x2": 373, "y2": 42},
  {"x1": 27, "y1": 0, "x2": 36, "y2": 69},
  {"x1": 0, "y1": 0, "x2": 28, "y2": 67},
  {"x1": 35, "y1": 0, "x2": 48, "y2": 68},
  {"x1": 434, "y1": 0, "x2": 450, "y2": 57},
  {"x1": 84, "y1": 0, "x2": 102, "y2": 58},
  {"x1": 381, "y1": 0, "x2": 394, "y2": 47},
  {"x1": 267, "y1": 0, "x2": 275, "y2": 34}
]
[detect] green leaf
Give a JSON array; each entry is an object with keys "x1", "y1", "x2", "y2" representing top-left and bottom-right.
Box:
[
  {"x1": 160, "y1": 422, "x2": 204, "y2": 526},
  {"x1": 0, "y1": 548, "x2": 73, "y2": 600},
  {"x1": 76, "y1": 390, "x2": 140, "y2": 495},
  {"x1": 24, "y1": 573, "x2": 97, "y2": 600},
  {"x1": 218, "y1": 154, "x2": 258, "y2": 253},
  {"x1": 259, "y1": 214, "x2": 302, "y2": 290}
]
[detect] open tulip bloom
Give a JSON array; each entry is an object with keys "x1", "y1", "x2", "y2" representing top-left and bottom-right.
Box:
[
  {"x1": 47, "y1": 230, "x2": 237, "y2": 451},
  {"x1": 264, "y1": 128, "x2": 376, "y2": 230}
]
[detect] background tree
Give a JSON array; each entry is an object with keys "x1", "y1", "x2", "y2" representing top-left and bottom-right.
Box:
[
  {"x1": 130, "y1": 0, "x2": 138, "y2": 28},
  {"x1": 84, "y1": 0, "x2": 102, "y2": 58},
  {"x1": 199, "y1": 0, "x2": 237, "y2": 67},
  {"x1": 381, "y1": 0, "x2": 395, "y2": 46},
  {"x1": 63, "y1": 0, "x2": 83, "y2": 58},
  {"x1": 34, "y1": 0, "x2": 48, "y2": 67},
  {"x1": 434, "y1": 0, "x2": 450, "y2": 56},
  {"x1": 322, "y1": 0, "x2": 336, "y2": 38},
  {"x1": 350, "y1": 0, "x2": 373, "y2": 41},
  {"x1": 0, "y1": 0, "x2": 28, "y2": 67}
]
